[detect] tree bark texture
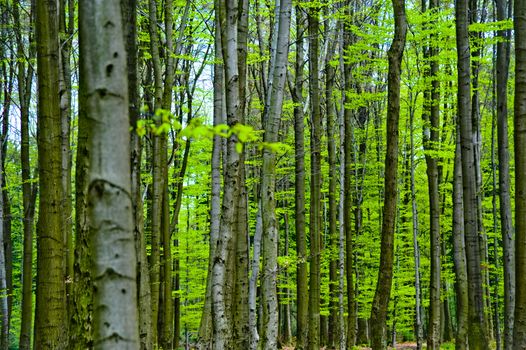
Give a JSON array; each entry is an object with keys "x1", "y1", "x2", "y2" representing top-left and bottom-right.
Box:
[
  {"x1": 455, "y1": 0, "x2": 489, "y2": 346},
  {"x1": 495, "y1": 0, "x2": 514, "y2": 347},
  {"x1": 307, "y1": 6, "x2": 322, "y2": 349},
  {"x1": 260, "y1": 0, "x2": 291, "y2": 348},
  {"x1": 35, "y1": 0, "x2": 68, "y2": 347},
  {"x1": 422, "y1": 0, "x2": 441, "y2": 345},
  {"x1": 210, "y1": 0, "x2": 242, "y2": 347},
  {"x1": 79, "y1": 0, "x2": 140, "y2": 347},
  {"x1": 453, "y1": 128, "x2": 469, "y2": 350},
  {"x1": 514, "y1": 0, "x2": 526, "y2": 344},
  {"x1": 369, "y1": 0, "x2": 406, "y2": 347},
  {"x1": 13, "y1": 0, "x2": 36, "y2": 347},
  {"x1": 292, "y1": 6, "x2": 308, "y2": 349}
]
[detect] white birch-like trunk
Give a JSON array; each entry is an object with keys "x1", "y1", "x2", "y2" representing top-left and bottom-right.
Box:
[{"x1": 79, "y1": 1, "x2": 139, "y2": 348}]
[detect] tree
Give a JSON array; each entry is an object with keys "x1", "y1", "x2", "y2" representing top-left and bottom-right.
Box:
[
  {"x1": 452, "y1": 125, "x2": 469, "y2": 350},
  {"x1": 13, "y1": 0, "x2": 37, "y2": 347},
  {"x1": 291, "y1": 5, "x2": 308, "y2": 348},
  {"x1": 78, "y1": 0, "x2": 139, "y2": 347},
  {"x1": 455, "y1": 0, "x2": 490, "y2": 344},
  {"x1": 34, "y1": 0, "x2": 68, "y2": 347},
  {"x1": 343, "y1": 5, "x2": 357, "y2": 347},
  {"x1": 260, "y1": 0, "x2": 292, "y2": 348},
  {"x1": 495, "y1": 0, "x2": 515, "y2": 346},
  {"x1": 513, "y1": 0, "x2": 526, "y2": 343},
  {"x1": 307, "y1": 4, "x2": 322, "y2": 349},
  {"x1": 210, "y1": 0, "x2": 245, "y2": 347},
  {"x1": 369, "y1": 0, "x2": 407, "y2": 347},
  {"x1": 422, "y1": 0, "x2": 441, "y2": 346}
]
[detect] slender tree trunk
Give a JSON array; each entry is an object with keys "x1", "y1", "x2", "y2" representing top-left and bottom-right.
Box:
[
  {"x1": 369, "y1": 0, "x2": 407, "y2": 347},
  {"x1": 58, "y1": 0, "x2": 73, "y2": 325},
  {"x1": 307, "y1": 6, "x2": 322, "y2": 349},
  {"x1": 452, "y1": 127, "x2": 469, "y2": 350},
  {"x1": 495, "y1": 0, "x2": 515, "y2": 345},
  {"x1": 34, "y1": 0, "x2": 68, "y2": 347},
  {"x1": 210, "y1": 0, "x2": 243, "y2": 347},
  {"x1": 260, "y1": 1, "x2": 291, "y2": 348},
  {"x1": 291, "y1": 6, "x2": 308, "y2": 348},
  {"x1": 422, "y1": 0, "x2": 441, "y2": 343},
  {"x1": 122, "y1": 0, "x2": 152, "y2": 347},
  {"x1": 197, "y1": 12, "x2": 223, "y2": 348},
  {"x1": 491, "y1": 93, "x2": 502, "y2": 350},
  {"x1": 70, "y1": 45, "x2": 93, "y2": 350},
  {"x1": 513, "y1": 0, "x2": 526, "y2": 343},
  {"x1": 148, "y1": 0, "x2": 163, "y2": 343},
  {"x1": 0, "y1": 134, "x2": 7, "y2": 350},
  {"x1": 326, "y1": 27, "x2": 340, "y2": 350},
  {"x1": 233, "y1": 0, "x2": 249, "y2": 345},
  {"x1": 13, "y1": 0, "x2": 36, "y2": 347},
  {"x1": 342, "y1": 6, "x2": 356, "y2": 347},
  {"x1": 455, "y1": 0, "x2": 489, "y2": 345},
  {"x1": 409, "y1": 108, "x2": 423, "y2": 350}
]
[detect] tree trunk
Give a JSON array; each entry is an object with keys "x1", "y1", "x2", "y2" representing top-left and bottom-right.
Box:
[
  {"x1": 409, "y1": 107, "x2": 423, "y2": 350},
  {"x1": 147, "y1": 0, "x2": 163, "y2": 343},
  {"x1": 13, "y1": 0, "x2": 36, "y2": 347},
  {"x1": 369, "y1": 0, "x2": 407, "y2": 347},
  {"x1": 495, "y1": 0, "x2": 515, "y2": 345},
  {"x1": 455, "y1": 0, "x2": 489, "y2": 345},
  {"x1": 70, "y1": 49, "x2": 93, "y2": 349},
  {"x1": 260, "y1": 1, "x2": 291, "y2": 348},
  {"x1": 197, "y1": 11, "x2": 223, "y2": 348},
  {"x1": 58, "y1": 0, "x2": 73, "y2": 326},
  {"x1": 307, "y1": 6, "x2": 322, "y2": 349},
  {"x1": 210, "y1": 0, "x2": 243, "y2": 347},
  {"x1": 79, "y1": 0, "x2": 140, "y2": 347},
  {"x1": 291, "y1": 6, "x2": 308, "y2": 348},
  {"x1": 513, "y1": 0, "x2": 526, "y2": 343},
  {"x1": 122, "y1": 0, "x2": 152, "y2": 347},
  {"x1": 0, "y1": 132, "x2": 7, "y2": 350},
  {"x1": 326, "y1": 26, "x2": 340, "y2": 350},
  {"x1": 342, "y1": 6, "x2": 357, "y2": 347},
  {"x1": 422, "y1": 0, "x2": 441, "y2": 344},
  {"x1": 34, "y1": 0, "x2": 68, "y2": 347}
]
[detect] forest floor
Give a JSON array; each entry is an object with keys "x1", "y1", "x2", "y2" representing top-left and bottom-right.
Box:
[
  {"x1": 355, "y1": 342, "x2": 418, "y2": 349},
  {"x1": 283, "y1": 342, "x2": 418, "y2": 350}
]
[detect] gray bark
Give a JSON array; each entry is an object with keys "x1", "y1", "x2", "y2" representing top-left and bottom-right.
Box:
[
  {"x1": 455, "y1": 0, "x2": 489, "y2": 345},
  {"x1": 495, "y1": 0, "x2": 515, "y2": 345},
  {"x1": 79, "y1": 0, "x2": 139, "y2": 348},
  {"x1": 260, "y1": 0, "x2": 292, "y2": 347},
  {"x1": 513, "y1": 0, "x2": 526, "y2": 343}
]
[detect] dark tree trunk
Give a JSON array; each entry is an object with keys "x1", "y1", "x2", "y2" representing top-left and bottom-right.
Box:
[
  {"x1": 455, "y1": 0, "x2": 489, "y2": 345},
  {"x1": 513, "y1": 0, "x2": 526, "y2": 343},
  {"x1": 369, "y1": 0, "x2": 407, "y2": 347}
]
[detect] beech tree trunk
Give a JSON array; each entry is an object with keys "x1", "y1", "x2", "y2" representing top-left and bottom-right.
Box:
[
  {"x1": 422, "y1": 0, "x2": 441, "y2": 347},
  {"x1": 210, "y1": 0, "x2": 243, "y2": 347},
  {"x1": 369, "y1": 0, "x2": 407, "y2": 347},
  {"x1": 513, "y1": 0, "x2": 526, "y2": 343},
  {"x1": 13, "y1": 0, "x2": 36, "y2": 347},
  {"x1": 260, "y1": 0, "x2": 291, "y2": 348},
  {"x1": 197, "y1": 10, "x2": 223, "y2": 348},
  {"x1": 495, "y1": 0, "x2": 515, "y2": 346},
  {"x1": 291, "y1": 6, "x2": 308, "y2": 349},
  {"x1": 79, "y1": 0, "x2": 139, "y2": 347},
  {"x1": 452, "y1": 127, "x2": 469, "y2": 350},
  {"x1": 455, "y1": 0, "x2": 489, "y2": 345},
  {"x1": 307, "y1": 6, "x2": 322, "y2": 349},
  {"x1": 343, "y1": 6, "x2": 357, "y2": 347},
  {"x1": 34, "y1": 0, "x2": 68, "y2": 347}
]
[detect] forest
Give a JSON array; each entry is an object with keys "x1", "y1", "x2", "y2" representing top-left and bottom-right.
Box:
[{"x1": 0, "y1": 0, "x2": 525, "y2": 348}]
